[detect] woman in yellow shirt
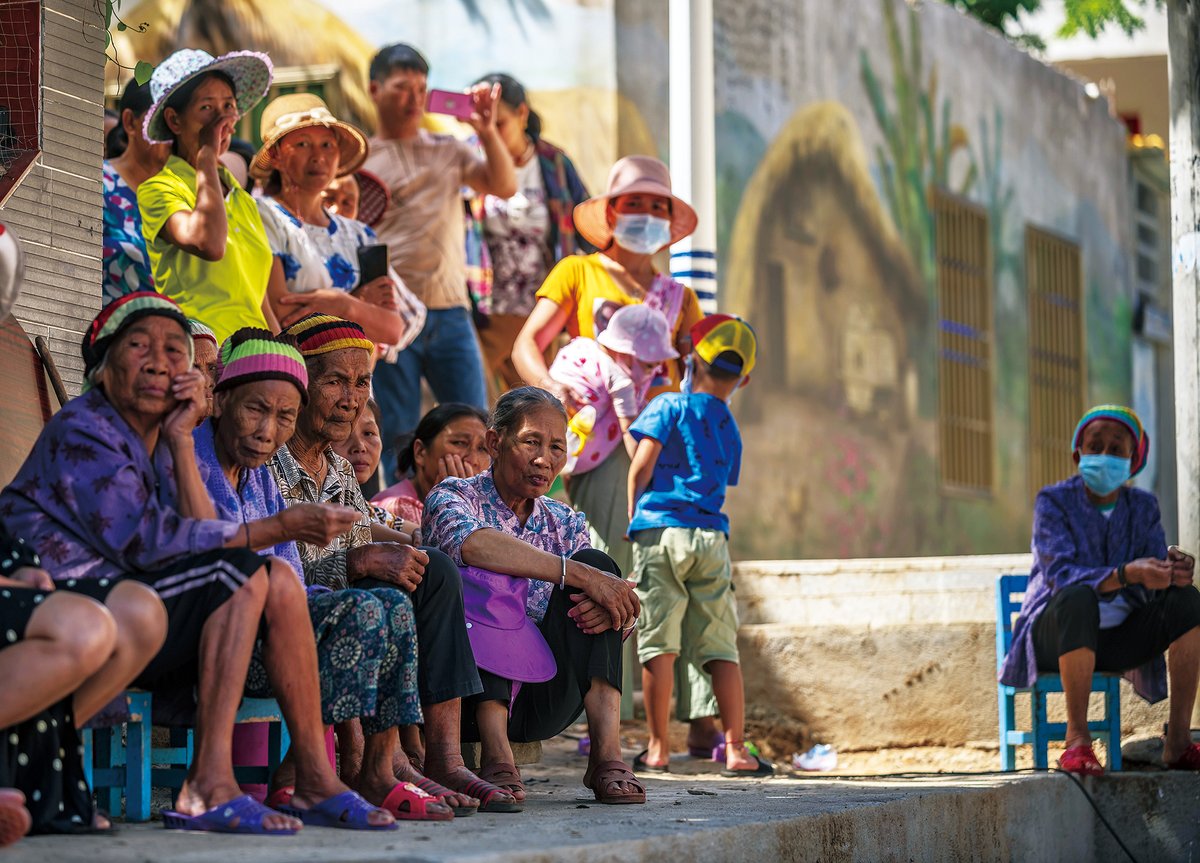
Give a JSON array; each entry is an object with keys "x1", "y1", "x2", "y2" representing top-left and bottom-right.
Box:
[
  {"x1": 138, "y1": 49, "x2": 277, "y2": 343},
  {"x1": 511, "y1": 154, "x2": 716, "y2": 760}
]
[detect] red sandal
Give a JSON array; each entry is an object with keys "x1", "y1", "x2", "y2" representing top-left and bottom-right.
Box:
[
  {"x1": 1057, "y1": 744, "x2": 1104, "y2": 776},
  {"x1": 1165, "y1": 742, "x2": 1200, "y2": 771},
  {"x1": 378, "y1": 782, "x2": 454, "y2": 821}
]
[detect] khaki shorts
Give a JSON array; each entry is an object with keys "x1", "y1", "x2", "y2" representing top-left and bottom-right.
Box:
[{"x1": 630, "y1": 526, "x2": 739, "y2": 666}]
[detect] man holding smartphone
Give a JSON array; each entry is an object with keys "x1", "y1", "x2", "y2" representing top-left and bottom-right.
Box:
[{"x1": 364, "y1": 43, "x2": 516, "y2": 479}]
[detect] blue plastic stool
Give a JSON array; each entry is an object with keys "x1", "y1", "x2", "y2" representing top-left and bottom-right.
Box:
[
  {"x1": 995, "y1": 574, "x2": 1122, "y2": 771},
  {"x1": 82, "y1": 692, "x2": 290, "y2": 821}
]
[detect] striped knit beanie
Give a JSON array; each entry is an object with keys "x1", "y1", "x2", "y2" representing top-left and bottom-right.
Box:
[
  {"x1": 1071, "y1": 404, "x2": 1149, "y2": 477},
  {"x1": 188, "y1": 318, "x2": 218, "y2": 349},
  {"x1": 83, "y1": 291, "x2": 191, "y2": 383},
  {"x1": 279, "y1": 313, "x2": 374, "y2": 357},
  {"x1": 215, "y1": 328, "x2": 309, "y2": 402}
]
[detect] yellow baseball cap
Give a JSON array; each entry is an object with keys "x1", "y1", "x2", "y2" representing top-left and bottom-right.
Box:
[{"x1": 690, "y1": 314, "x2": 756, "y2": 376}]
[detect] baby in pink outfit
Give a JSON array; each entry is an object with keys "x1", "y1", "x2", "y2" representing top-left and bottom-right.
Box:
[{"x1": 547, "y1": 303, "x2": 679, "y2": 476}]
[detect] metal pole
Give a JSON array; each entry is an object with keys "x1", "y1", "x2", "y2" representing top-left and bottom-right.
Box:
[
  {"x1": 1167, "y1": 0, "x2": 1200, "y2": 726},
  {"x1": 668, "y1": 0, "x2": 719, "y2": 312}
]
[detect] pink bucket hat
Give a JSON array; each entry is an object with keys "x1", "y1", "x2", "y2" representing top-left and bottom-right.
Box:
[
  {"x1": 573, "y1": 155, "x2": 698, "y2": 249},
  {"x1": 596, "y1": 304, "x2": 678, "y2": 364}
]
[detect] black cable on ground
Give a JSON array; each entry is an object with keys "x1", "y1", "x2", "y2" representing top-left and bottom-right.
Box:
[{"x1": 780, "y1": 766, "x2": 1139, "y2": 863}]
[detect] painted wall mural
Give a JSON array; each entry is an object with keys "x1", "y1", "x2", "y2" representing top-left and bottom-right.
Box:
[{"x1": 715, "y1": 0, "x2": 1134, "y2": 560}]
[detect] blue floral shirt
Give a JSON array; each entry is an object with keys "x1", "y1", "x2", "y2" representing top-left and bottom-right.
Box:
[
  {"x1": 422, "y1": 470, "x2": 590, "y2": 623},
  {"x1": 102, "y1": 161, "x2": 155, "y2": 306},
  {"x1": 256, "y1": 197, "x2": 377, "y2": 294}
]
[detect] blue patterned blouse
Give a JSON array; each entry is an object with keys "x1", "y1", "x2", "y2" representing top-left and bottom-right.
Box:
[
  {"x1": 422, "y1": 470, "x2": 590, "y2": 623},
  {"x1": 102, "y1": 161, "x2": 155, "y2": 306},
  {"x1": 256, "y1": 197, "x2": 377, "y2": 294}
]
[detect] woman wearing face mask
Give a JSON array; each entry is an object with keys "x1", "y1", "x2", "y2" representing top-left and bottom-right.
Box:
[
  {"x1": 999, "y1": 406, "x2": 1200, "y2": 776},
  {"x1": 511, "y1": 155, "x2": 701, "y2": 575}
]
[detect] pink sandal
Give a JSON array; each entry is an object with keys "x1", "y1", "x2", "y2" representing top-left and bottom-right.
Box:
[
  {"x1": 1057, "y1": 744, "x2": 1104, "y2": 776},
  {"x1": 378, "y1": 782, "x2": 454, "y2": 822}
]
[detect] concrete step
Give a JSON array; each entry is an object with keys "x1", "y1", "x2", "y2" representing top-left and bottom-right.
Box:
[
  {"x1": 732, "y1": 553, "x2": 1033, "y2": 625},
  {"x1": 9, "y1": 766, "x2": 1196, "y2": 862}
]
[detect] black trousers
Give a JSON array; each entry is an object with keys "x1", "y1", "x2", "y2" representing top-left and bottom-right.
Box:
[
  {"x1": 1033, "y1": 583, "x2": 1200, "y2": 673},
  {"x1": 356, "y1": 546, "x2": 483, "y2": 706},
  {"x1": 461, "y1": 548, "x2": 624, "y2": 744}
]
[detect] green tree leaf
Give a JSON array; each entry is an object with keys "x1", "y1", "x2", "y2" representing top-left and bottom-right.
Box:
[{"x1": 134, "y1": 61, "x2": 155, "y2": 86}]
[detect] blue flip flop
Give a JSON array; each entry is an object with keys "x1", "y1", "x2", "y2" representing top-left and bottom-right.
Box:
[
  {"x1": 162, "y1": 794, "x2": 299, "y2": 835},
  {"x1": 278, "y1": 790, "x2": 398, "y2": 831}
]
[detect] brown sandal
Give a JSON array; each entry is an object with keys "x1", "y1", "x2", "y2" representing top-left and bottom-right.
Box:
[
  {"x1": 584, "y1": 760, "x2": 646, "y2": 805},
  {"x1": 477, "y1": 762, "x2": 526, "y2": 800}
]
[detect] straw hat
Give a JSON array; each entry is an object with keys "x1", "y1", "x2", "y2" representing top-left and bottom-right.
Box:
[
  {"x1": 250, "y1": 93, "x2": 368, "y2": 181},
  {"x1": 573, "y1": 155, "x2": 698, "y2": 249},
  {"x1": 143, "y1": 49, "x2": 273, "y2": 145}
]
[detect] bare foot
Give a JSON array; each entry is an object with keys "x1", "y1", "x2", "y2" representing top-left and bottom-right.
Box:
[
  {"x1": 642, "y1": 738, "x2": 671, "y2": 770},
  {"x1": 686, "y1": 717, "x2": 720, "y2": 752},
  {"x1": 725, "y1": 743, "x2": 759, "y2": 772}
]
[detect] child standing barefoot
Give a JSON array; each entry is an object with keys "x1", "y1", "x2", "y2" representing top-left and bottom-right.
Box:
[{"x1": 627, "y1": 314, "x2": 772, "y2": 776}]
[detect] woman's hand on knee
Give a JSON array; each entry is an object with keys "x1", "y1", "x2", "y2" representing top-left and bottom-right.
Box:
[
  {"x1": 568, "y1": 594, "x2": 615, "y2": 635},
  {"x1": 576, "y1": 564, "x2": 640, "y2": 631}
]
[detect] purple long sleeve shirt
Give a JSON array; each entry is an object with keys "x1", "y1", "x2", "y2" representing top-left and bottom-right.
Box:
[
  {"x1": 0, "y1": 389, "x2": 238, "y2": 580},
  {"x1": 999, "y1": 474, "x2": 1168, "y2": 703}
]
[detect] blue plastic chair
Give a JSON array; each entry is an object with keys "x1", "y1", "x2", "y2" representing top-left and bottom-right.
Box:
[
  {"x1": 995, "y1": 574, "x2": 1122, "y2": 771},
  {"x1": 82, "y1": 691, "x2": 290, "y2": 821}
]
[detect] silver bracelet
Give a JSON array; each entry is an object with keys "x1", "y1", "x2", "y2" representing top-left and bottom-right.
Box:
[{"x1": 560, "y1": 554, "x2": 567, "y2": 590}]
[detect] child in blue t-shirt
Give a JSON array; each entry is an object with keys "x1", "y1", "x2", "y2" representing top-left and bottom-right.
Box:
[{"x1": 626, "y1": 314, "x2": 772, "y2": 777}]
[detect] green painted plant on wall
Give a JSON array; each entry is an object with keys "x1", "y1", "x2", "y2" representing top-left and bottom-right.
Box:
[{"x1": 860, "y1": 0, "x2": 976, "y2": 294}]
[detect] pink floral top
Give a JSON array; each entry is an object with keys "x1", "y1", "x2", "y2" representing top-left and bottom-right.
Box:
[{"x1": 372, "y1": 477, "x2": 424, "y2": 524}]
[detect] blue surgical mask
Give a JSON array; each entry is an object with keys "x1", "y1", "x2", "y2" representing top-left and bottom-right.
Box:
[
  {"x1": 1078, "y1": 454, "x2": 1131, "y2": 496},
  {"x1": 612, "y1": 213, "x2": 672, "y2": 254}
]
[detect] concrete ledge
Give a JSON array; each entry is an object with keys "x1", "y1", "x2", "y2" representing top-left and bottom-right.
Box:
[{"x1": 8, "y1": 768, "x2": 1196, "y2": 862}]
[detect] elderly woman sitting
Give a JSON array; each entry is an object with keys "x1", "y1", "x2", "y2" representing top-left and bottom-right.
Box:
[
  {"x1": 0, "y1": 292, "x2": 386, "y2": 833},
  {"x1": 423, "y1": 387, "x2": 645, "y2": 805},
  {"x1": 193, "y1": 328, "x2": 449, "y2": 821},
  {"x1": 1000, "y1": 405, "x2": 1200, "y2": 774}
]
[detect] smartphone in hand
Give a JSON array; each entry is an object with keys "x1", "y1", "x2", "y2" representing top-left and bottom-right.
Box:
[
  {"x1": 427, "y1": 89, "x2": 475, "y2": 121},
  {"x1": 357, "y1": 243, "x2": 389, "y2": 287}
]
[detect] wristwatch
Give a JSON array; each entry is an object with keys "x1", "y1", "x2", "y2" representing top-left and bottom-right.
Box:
[{"x1": 1117, "y1": 563, "x2": 1129, "y2": 588}]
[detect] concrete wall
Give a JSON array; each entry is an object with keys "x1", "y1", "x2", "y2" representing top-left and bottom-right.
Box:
[
  {"x1": 3, "y1": 0, "x2": 104, "y2": 395},
  {"x1": 735, "y1": 555, "x2": 1170, "y2": 752}
]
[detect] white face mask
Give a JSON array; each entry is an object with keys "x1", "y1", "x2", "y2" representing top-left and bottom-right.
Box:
[{"x1": 611, "y1": 213, "x2": 672, "y2": 254}]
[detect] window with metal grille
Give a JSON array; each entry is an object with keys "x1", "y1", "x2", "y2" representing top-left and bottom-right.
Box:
[
  {"x1": 933, "y1": 189, "x2": 994, "y2": 495},
  {"x1": 1026, "y1": 227, "x2": 1085, "y2": 493},
  {"x1": 0, "y1": 0, "x2": 41, "y2": 206}
]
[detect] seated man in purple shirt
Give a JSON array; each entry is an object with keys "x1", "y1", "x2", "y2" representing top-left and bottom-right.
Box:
[{"x1": 1000, "y1": 405, "x2": 1200, "y2": 774}]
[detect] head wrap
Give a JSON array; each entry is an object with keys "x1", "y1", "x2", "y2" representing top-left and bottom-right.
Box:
[
  {"x1": 690, "y1": 313, "x2": 757, "y2": 376},
  {"x1": 188, "y1": 318, "x2": 218, "y2": 348},
  {"x1": 279, "y1": 313, "x2": 374, "y2": 358},
  {"x1": 82, "y1": 291, "x2": 191, "y2": 385},
  {"x1": 215, "y1": 328, "x2": 309, "y2": 402},
  {"x1": 1071, "y1": 405, "x2": 1149, "y2": 477}
]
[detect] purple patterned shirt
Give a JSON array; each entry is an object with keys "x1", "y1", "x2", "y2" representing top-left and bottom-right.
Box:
[
  {"x1": 999, "y1": 474, "x2": 1168, "y2": 702},
  {"x1": 422, "y1": 470, "x2": 590, "y2": 623},
  {"x1": 0, "y1": 389, "x2": 238, "y2": 580}
]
